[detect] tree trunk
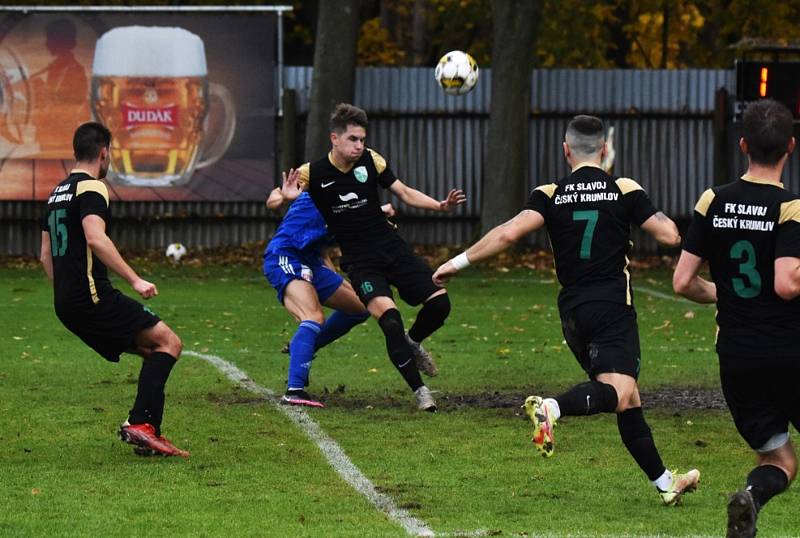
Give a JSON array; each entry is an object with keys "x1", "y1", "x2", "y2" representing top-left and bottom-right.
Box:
[
  {"x1": 411, "y1": 0, "x2": 428, "y2": 66},
  {"x1": 660, "y1": 0, "x2": 669, "y2": 69},
  {"x1": 608, "y1": 0, "x2": 632, "y2": 68},
  {"x1": 481, "y1": 0, "x2": 538, "y2": 234},
  {"x1": 304, "y1": 0, "x2": 361, "y2": 161}
]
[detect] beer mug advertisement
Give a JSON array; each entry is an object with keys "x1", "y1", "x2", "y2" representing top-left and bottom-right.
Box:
[{"x1": 0, "y1": 13, "x2": 276, "y2": 201}]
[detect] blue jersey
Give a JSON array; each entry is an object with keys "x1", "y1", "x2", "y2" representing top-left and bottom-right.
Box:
[{"x1": 266, "y1": 192, "x2": 331, "y2": 258}]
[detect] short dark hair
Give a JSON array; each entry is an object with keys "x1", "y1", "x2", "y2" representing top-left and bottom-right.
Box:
[
  {"x1": 565, "y1": 114, "x2": 605, "y2": 155},
  {"x1": 73, "y1": 122, "x2": 111, "y2": 161},
  {"x1": 330, "y1": 103, "x2": 368, "y2": 134},
  {"x1": 743, "y1": 99, "x2": 794, "y2": 165}
]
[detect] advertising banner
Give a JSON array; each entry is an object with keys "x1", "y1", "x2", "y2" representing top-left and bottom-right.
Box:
[{"x1": 0, "y1": 12, "x2": 276, "y2": 201}]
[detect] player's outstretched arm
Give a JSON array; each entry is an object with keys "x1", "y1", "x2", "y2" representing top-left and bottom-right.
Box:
[
  {"x1": 640, "y1": 212, "x2": 681, "y2": 247},
  {"x1": 40, "y1": 231, "x2": 53, "y2": 281},
  {"x1": 673, "y1": 250, "x2": 716, "y2": 303},
  {"x1": 432, "y1": 209, "x2": 544, "y2": 285},
  {"x1": 266, "y1": 168, "x2": 303, "y2": 210},
  {"x1": 774, "y1": 257, "x2": 800, "y2": 300},
  {"x1": 82, "y1": 215, "x2": 157, "y2": 299},
  {"x1": 389, "y1": 180, "x2": 466, "y2": 212}
]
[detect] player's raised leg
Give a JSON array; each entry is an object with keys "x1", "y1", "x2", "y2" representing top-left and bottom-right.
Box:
[
  {"x1": 394, "y1": 248, "x2": 453, "y2": 377},
  {"x1": 405, "y1": 289, "x2": 451, "y2": 377}
]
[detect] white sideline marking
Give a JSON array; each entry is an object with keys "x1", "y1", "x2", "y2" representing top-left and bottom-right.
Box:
[
  {"x1": 184, "y1": 350, "x2": 439, "y2": 537},
  {"x1": 184, "y1": 349, "x2": 711, "y2": 538},
  {"x1": 636, "y1": 285, "x2": 697, "y2": 304},
  {"x1": 463, "y1": 276, "x2": 699, "y2": 305}
]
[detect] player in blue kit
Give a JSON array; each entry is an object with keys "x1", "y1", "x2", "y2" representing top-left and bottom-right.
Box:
[{"x1": 264, "y1": 169, "x2": 393, "y2": 407}]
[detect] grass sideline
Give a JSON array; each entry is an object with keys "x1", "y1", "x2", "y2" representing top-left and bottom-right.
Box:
[{"x1": 1, "y1": 263, "x2": 798, "y2": 537}]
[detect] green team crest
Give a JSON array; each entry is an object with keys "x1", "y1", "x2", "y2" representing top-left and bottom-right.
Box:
[{"x1": 354, "y1": 166, "x2": 368, "y2": 183}]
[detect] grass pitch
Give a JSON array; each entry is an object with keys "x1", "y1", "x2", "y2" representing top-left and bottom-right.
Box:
[{"x1": 1, "y1": 262, "x2": 798, "y2": 537}]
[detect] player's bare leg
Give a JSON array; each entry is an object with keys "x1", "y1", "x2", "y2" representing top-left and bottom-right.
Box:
[{"x1": 280, "y1": 280, "x2": 326, "y2": 408}]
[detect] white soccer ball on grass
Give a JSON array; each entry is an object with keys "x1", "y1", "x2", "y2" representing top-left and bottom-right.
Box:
[
  {"x1": 434, "y1": 50, "x2": 479, "y2": 95},
  {"x1": 165, "y1": 243, "x2": 187, "y2": 262}
]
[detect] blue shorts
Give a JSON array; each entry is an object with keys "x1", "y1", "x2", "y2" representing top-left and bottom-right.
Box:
[{"x1": 263, "y1": 250, "x2": 344, "y2": 304}]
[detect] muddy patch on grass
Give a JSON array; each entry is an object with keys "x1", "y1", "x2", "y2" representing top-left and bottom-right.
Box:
[
  {"x1": 317, "y1": 387, "x2": 726, "y2": 412},
  {"x1": 206, "y1": 390, "x2": 265, "y2": 406}
]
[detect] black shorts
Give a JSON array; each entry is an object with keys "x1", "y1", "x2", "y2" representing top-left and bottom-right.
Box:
[
  {"x1": 719, "y1": 356, "x2": 800, "y2": 451},
  {"x1": 560, "y1": 301, "x2": 641, "y2": 379},
  {"x1": 55, "y1": 289, "x2": 161, "y2": 363},
  {"x1": 341, "y1": 239, "x2": 441, "y2": 307}
]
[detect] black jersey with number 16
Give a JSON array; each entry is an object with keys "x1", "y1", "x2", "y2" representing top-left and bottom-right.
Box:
[
  {"x1": 525, "y1": 163, "x2": 658, "y2": 312},
  {"x1": 682, "y1": 175, "x2": 800, "y2": 358},
  {"x1": 305, "y1": 149, "x2": 399, "y2": 255}
]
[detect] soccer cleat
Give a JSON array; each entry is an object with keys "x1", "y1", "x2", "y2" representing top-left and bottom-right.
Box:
[
  {"x1": 414, "y1": 385, "x2": 437, "y2": 412},
  {"x1": 280, "y1": 390, "x2": 325, "y2": 408},
  {"x1": 658, "y1": 469, "x2": 700, "y2": 506},
  {"x1": 118, "y1": 422, "x2": 190, "y2": 457},
  {"x1": 523, "y1": 396, "x2": 556, "y2": 457},
  {"x1": 405, "y1": 333, "x2": 439, "y2": 377},
  {"x1": 154, "y1": 434, "x2": 190, "y2": 458},
  {"x1": 133, "y1": 446, "x2": 158, "y2": 457},
  {"x1": 727, "y1": 489, "x2": 758, "y2": 538}
]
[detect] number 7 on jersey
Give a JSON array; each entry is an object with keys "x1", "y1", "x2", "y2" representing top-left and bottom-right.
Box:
[{"x1": 573, "y1": 210, "x2": 598, "y2": 260}]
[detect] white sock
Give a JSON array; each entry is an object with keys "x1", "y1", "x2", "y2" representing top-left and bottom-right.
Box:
[
  {"x1": 543, "y1": 398, "x2": 561, "y2": 421},
  {"x1": 653, "y1": 469, "x2": 673, "y2": 491}
]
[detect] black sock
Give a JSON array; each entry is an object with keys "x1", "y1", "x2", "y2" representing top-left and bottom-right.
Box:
[
  {"x1": 617, "y1": 407, "x2": 666, "y2": 481},
  {"x1": 378, "y1": 309, "x2": 423, "y2": 391},
  {"x1": 746, "y1": 464, "x2": 789, "y2": 511},
  {"x1": 129, "y1": 352, "x2": 177, "y2": 435},
  {"x1": 408, "y1": 294, "x2": 451, "y2": 343},
  {"x1": 554, "y1": 380, "x2": 618, "y2": 415}
]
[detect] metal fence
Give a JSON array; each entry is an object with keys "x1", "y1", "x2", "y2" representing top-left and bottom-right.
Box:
[
  {"x1": 285, "y1": 66, "x2": 799, "y2": 247},
  {"x1": 4, "y1": 67, "x2": 798, "y2": 255}
]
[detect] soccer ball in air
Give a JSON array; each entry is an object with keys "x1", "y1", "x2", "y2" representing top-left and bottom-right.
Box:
[
  {"x1": 165, "y1": 243, "x2": 187, "y2": 263},
  {"x1": 435, "y1": 50, "x2": 479, "y2": 95}
]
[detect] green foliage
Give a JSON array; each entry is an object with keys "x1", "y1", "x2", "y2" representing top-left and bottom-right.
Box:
[
  {"x1": 351, "y1": 0, "x2": 800, "y2": 68},
  {"x1": 358, "y1": 17, "x2": 407, "y2": 66},
  {"x1": 426, "y1": 0, "x2": 493, "y2": 66}
]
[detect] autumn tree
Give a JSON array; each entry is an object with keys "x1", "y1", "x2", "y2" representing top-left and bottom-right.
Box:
[
  {"x1": 304, "y1": 0, "x2": 362, "y2": 160},
  {"x1": 481, "y1": 0, "x2": 538, "y2": 234}
]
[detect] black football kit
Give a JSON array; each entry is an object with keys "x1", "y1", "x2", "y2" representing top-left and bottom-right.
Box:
[
  {"x1": 525, "y1": 163, "x2": 659, "y2": 378},
  {"x1": 305, "y1": 149, "x2": 440, "y2": 306},
  {"x1": 41, "y1": 171, "x2": 159, "y2": 362},
  {"x1": 683, "y1": 174, "x2": 800, "y2": 449}
]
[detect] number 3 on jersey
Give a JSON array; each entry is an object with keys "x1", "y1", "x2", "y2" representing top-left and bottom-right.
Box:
[
  {"x1": 573, "y1": 210, "x2": 598, "y2": 260},
  {"x1": 47, "y1": 208, "x2": 68, "y2": 257},
  {"x1": 730, "y1": 240, "x2": 761, "y2": 298}
]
